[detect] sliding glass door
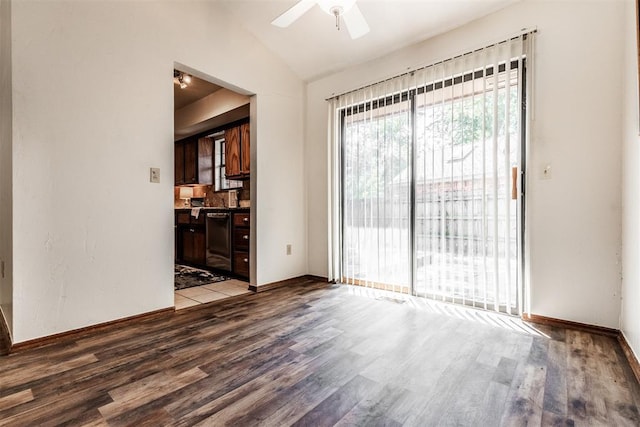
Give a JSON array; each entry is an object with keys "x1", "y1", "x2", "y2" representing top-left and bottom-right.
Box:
[
  {"x1": 337, "y1": 37, "x2": 529, "y2": 315},
  {"x1": 342, "y1": 92, "x2": 412, "y2": 293},
  {"x1": 413, "y1": 62, "x2": 522, "y2": 313}
]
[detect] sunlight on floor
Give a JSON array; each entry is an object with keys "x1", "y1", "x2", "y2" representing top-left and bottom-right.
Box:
[{"x1": 343, "y1": 284, "x2": 549, "y2": 338}]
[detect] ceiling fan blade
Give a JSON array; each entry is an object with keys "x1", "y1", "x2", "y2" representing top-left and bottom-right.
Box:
[
  {"x1": 343, "y1": 3, "x2": 369, "y2": 39},
  {"x1": 271, "y1": 0, "x2": 317, "y2": 28}
]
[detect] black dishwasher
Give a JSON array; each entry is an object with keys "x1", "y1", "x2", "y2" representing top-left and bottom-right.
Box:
[{"x1": 206, "y1": 212, "x2": 232, "y2": 271}]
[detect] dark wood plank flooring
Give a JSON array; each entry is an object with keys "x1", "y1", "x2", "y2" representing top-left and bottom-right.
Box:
[{"x1": 0, "y1": 279, "x2": 639, "y2": 426}]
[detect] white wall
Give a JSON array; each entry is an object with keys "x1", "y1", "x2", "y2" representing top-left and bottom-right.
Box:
[
  {"x1": 621, "y1": 0, "x2": 640, "y2": 359},
  {"x1": 306, "y1": 0, "x2": 624, "y2": 328},
  {"x1": 10, "y1": 0, "x2": 306, "y2": 343},
  {"x1": 255, "y1": 93, "x2": 306, "y2": 285},
  {"x1": 0, "y1": 0, "x2": 13, "y2": 336}
]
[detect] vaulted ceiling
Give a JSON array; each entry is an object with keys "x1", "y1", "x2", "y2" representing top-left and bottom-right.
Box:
[{"x1": 215, "y1": 0, "x2": 520, "y2": 81}]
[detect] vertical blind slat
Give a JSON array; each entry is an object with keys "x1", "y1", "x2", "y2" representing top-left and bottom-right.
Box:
[
  {"x1": 504, "y1": 41, "x2": 513, "y2": 315},
  {"x1": 481, "y1": 49, "x2": 489, "y2": 311},
  {"x1": 491, "y1": 44, "x2": 500, "y2": 312}
]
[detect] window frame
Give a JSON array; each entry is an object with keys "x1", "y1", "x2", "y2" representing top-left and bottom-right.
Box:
[{"x1": 214, "y1": 135, "x2": 243, "y2": 192}]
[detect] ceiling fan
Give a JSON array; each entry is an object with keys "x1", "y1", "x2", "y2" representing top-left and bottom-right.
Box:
[{"x1": 271, "y1": 0, "x2": 370, "y2": 39}]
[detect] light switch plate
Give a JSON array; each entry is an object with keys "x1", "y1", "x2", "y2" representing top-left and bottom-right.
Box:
[
  {"x1": 542, "y1": 164, "x2": 552, "y2": 180},
  {"x1": 150, "y1": 167, "x2": 160, "y2": 183}
]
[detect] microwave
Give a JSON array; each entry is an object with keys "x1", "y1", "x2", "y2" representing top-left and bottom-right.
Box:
[{"x1": 191, "y1": 197, "x2": 205, "y2": 208}]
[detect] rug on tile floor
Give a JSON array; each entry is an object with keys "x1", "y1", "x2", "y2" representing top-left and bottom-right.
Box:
[{"x1": 174, "y1": 265, "x2": 228, "y2": 291}]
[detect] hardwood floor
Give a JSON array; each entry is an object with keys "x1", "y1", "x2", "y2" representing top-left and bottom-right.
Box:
[
  {"x1": 0, "y1": 279, "x2": 639, "y2": 426},
  {"x1": 0, "y1": 320, "x2": 9, "y2": 357}
]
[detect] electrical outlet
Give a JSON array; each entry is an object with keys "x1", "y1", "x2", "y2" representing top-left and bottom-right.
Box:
[
  {"x1": 542, "y1": 164, "x2": 552, "y2": 180},
  {"x1": 286, "y1": 244, "x2": 292, "y2": 255},
  {"x1": 150, "y1": 167, "x2": 160, "y2": 183}
]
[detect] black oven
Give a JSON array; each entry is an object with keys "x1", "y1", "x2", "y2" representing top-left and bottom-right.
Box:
[{"x1": 206, "y1": 212, "x2": 232, "y2": 271}]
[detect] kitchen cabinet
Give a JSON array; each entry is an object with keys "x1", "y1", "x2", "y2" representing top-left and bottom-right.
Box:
[
  {"x1": 175, "y1": 142, "x2": 185, "y2": 184},
  {"x1": 174, "y1": 136, "x2": 213, "y2": 185},
  {"x1": 240, "y1": 123, "x2": 250, "y2": 176},
  {"x1": 225, "y1": 122, "x2": 250, "y2": 180},
  {"x1": 175, "y1": 211, "x2": 206, "y2": 265},
  {"x1": 232, "y1": 212, "x2": 250, "y2": 279},
  {"x1": 175, "y1": 209, "x2": 250, "y2": 280},
  {"x1": 181, "y1": 227, "x2": 206, "y2": 265},
  {"x1": 224, "y1": 127, "x2": 241, "y2": 178}
]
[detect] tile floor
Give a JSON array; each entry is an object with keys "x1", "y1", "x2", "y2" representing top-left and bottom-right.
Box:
[{"x1": 174, "y1": 279, "x2": 252, "y2": 310}]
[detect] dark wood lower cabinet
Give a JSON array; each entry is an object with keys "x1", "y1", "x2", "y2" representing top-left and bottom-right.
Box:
[
  {"x1": 233, "y1": 251, "x2": 249, "y2": 278},
  {"x1": 233, "y1": 229, "x2": 250, "y2": 250},
  {"x1": 232, "y1": 212, "x2": 250, "y2": 279},
  {"x1": 175, "y1": 209, "x2": 250, "y2": 280},
  {"x1": 176, "y1": 211, "x2": 206, "y2": 265},
  {"x1": 180, "y1": 227, "x2": 205, "y2": 265}
]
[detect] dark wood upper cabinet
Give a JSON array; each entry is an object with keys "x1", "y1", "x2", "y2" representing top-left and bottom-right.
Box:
[
  {"x1": 174, "y1": 142, "x2": 185, "y2": 184},
  {"x1": 224, "y1": 127, "x2": 241, "y2": 178},
  {"x1": 240, "y1": 123, "x2": 250, "y2": 176},
  {"x1": 198, "y1": 137, "x2": 213, "y2": 185},
  {"x1": 225, "y1": 122, "x2": 250, "y2": 180},
  {"x1": 174, "y1": 137, "x2": 213, "y2": 185},
  {"x1": 184, "y1": 140, "x2": 197, "y2": 184}
]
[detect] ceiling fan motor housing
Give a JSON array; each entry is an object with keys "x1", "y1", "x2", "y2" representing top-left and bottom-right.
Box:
[
  {"x1": 318, "y1": 0, "x2": 357, "y2": 16},
  {"x1": 271, "y1": 0, "x2": 369, "y2": 39}
]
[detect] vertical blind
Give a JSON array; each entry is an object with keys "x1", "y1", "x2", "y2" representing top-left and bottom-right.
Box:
[{"x1": 328, "y1": 33, "x2": 534, "y2": 315}]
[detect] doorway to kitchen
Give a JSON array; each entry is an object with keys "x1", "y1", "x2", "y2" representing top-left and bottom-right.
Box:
[{"x1": 172, "y1": 66, "x2": 254, "y2": 310}]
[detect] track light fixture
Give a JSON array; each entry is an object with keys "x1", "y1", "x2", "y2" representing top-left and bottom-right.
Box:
[{"x1": 173, "y1": 70, "x2": 192, "y2": 89}]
